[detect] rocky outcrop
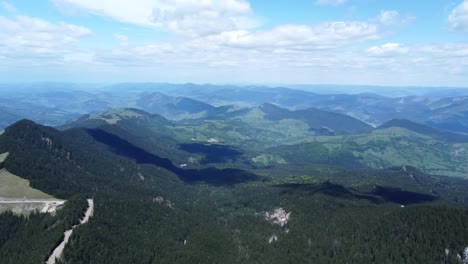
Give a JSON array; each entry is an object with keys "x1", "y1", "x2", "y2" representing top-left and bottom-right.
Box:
[
  {"x1": 265, "y1": 208, "x2": 291, "y2": 227},
  {"x1": 268, "y1": 235, "x2": 278, "y2": 244},
  {"x1": 462, "y1": 247, "x2": 468, "y2": 263},
  {"x1": 153, "y1": 196, "x2": 174, "y2": 209}
]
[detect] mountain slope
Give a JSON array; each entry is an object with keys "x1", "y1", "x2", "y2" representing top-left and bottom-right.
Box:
[
  {"x1": 263, "y1": 127, "x2": 468, "y2": 177},
  {"x1": 2, "y1": 118, "x2": 468, "y2": 263},
  {"x1": 258, "y1": 103, "x2": 373, "y2": 135},
  {"x1": 379, "y1": 119, "x2": 468, "y2": 143}
]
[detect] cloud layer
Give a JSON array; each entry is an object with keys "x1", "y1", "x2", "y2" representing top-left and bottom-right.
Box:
[
  {"x1": 0, "y1": 0, "x2": 467, "y2": 86},
  {"x1": 449, "y1": 0, "x2": 468, "y2": 32},
  {"x1": 0, "y1": 14, "x2": 91, "y2": 62},
  {"x1": 56, "y1": 0, "x2": 256, "y2": 36}
]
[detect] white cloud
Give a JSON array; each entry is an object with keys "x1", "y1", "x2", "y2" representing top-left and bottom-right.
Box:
[
  {"x1": 366, "y1": 43, "x2": 409, "y2": 57},
  {"x1": 315, "y1": 0, "x2": 346, "y2": 6},
  {"x1": 0, "y1": 1, "x2": 16, "y2": 13},
  {"x1": 2, "y1": 1, "x2": 467, "y2": 86},
  {"x1": 56, "y1": 0, "x2": 256, "y2": 36},
  {"x1": 0, "y1": 15, "x2": 91, "y2": 62},
  {"x1": 419, "y1": 43, "x2": 468, "y2": 58},
  {"x1": 448, "y1": 0, "x2": 468, "y2": 32},
  {"x1": 203, "y1": 22, "x2": 379, "y2": 50},
  {"x1": 114, "y1": 33, "x2": 129, "y2": 47},
  {"x1": 378, "y1": 10, "x2": 414, "y2": 25}
]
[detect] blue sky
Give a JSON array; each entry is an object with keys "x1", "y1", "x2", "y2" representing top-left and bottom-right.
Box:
[{"x1": 0, "y1": 0, "x2": 467, "y2": 86}]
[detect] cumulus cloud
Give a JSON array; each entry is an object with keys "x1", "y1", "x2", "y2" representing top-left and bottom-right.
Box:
[
  {"x1": 448, "y1": 0, "x2": 468, "y2": 32},
  {"x1": 203, "y1": 22, "x2": 379, "y2": 50},
  {"x1": 315, "y1": 0, "x2": 347, "y2": 6},
  {"x1": 56, "y1": 0, "x2": 256, "y2": 36},
  {"x1": 0, "y1": 15, "x2": 91, "y2": 62},
  {"x1": 378, "y1": 10, "x2": 414, "y2": 25},
  {"x1": 366, "y1": 43, "x2": 409, "y2": 57}
]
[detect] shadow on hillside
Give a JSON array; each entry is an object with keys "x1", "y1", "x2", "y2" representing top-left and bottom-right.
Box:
[
  {"x1": 179, "y1": 143, "x2": 242, "y2": 164},
  {"x1": 275, "y1": 182, "x2": 382, "y2": 204},
  {"x1": 275, "y1": 181, "x2": 438, "y2": 205},
  {"x1": 86, "y1": 129, "x2": 257, "y2": 186},
  {"x1": 372, "y1": 186, "x2": 438, "y2": 204}
]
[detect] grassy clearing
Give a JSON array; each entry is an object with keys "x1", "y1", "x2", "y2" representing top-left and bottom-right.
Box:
[{"x1": 0, "y1": 169, "x2": 55, "y2": 199}]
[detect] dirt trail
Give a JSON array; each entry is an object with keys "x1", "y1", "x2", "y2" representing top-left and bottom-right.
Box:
[{"x1": 46, "y1": 199, "x2": 94, "y2": 264}]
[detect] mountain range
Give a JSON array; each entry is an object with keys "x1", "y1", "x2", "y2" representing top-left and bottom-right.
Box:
[
  {"x1": 2, "y1": 84, "x2": 468, "y2": 263},
  {"x1": 1, "y1": 83, "x2": 468, "y2": 135}
]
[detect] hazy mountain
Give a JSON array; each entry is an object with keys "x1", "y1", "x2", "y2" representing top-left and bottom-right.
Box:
[
  {"x1": 379, "y1": 119, "x2": 468, "y2": 143},
  {"x1": 136, "y1": 92, "x2": 215, "y2": 118},
  {"x1": 257, "y1": 103, "x2": 373, "y2": 135},
  {"x1": 2, "y1": 83, "x2": 468, "y2": 134}
]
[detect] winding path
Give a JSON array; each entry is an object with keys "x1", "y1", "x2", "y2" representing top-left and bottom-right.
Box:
[{"x1": 46, "y1": 199, "x2": 94, "y2": 264}]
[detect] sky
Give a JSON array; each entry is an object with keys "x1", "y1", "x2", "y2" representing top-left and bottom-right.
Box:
[{"x1": 0, "y1": 0, "x2": 467, "y2": 86}]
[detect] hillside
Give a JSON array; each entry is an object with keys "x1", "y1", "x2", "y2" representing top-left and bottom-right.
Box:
[
  {"x1": 2, "y1": 119, "x2": 468, "y2": 263},
  {"x1": 263, "y1": 127, "x2": 468, "y2": 177},
  {"x1": 379, "y1": 119, "x2": 468, "y2": 143},
  {"x1": 62, "y1": 108, "x2": 468, "y2": 178},
  {"x1": 258, "y1": 103, "x2": 373, "y2": 135}
]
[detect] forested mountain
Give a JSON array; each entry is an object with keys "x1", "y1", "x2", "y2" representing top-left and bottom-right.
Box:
[
  {"x1": 59, "y1": 106, "x2": 468, "y2": 177},
  {"x1": 3, "y1": 0, "x2": 468, "y2": 261},
  {"x1": 136, "y1": 92, "x2": 216, "y2": 118},
  {"x1": 379, "y1": 119, "x2": 468, "y2": 143},
  {"x1": 256, "y1": 103, "x2": 373, "y2": 135},
  {"x1": 263, "y1": 127, "x2": 468, "y2": 177},
  {"x1": 1, "y1": 118, "x2": 468, "y2": 263},
  {"x1": 2, "y1": 84, "x2": 468, "y2": 263}
]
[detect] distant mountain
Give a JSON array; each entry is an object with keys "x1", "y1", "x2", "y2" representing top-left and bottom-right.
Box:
[
  {"x1": 150, "y1": 84, "x2": 468, "y2": 133},
  {"x1": 180, "y1": 103, "x2": 372, "y2": 136},
  {"x1": 0, "y1": 103, "x2": 79, "y2": 130},
  {"x1": 378, "y1": 119, "x2": 468, "y2": 143},
  {"x1": 61, "y1": 108, "x2": 168, "y2": 129},
  {"x1": 257, "y1": 103, "x2": 373, "y2": 135},
  {"x1": 136, "y1": 92, "x2": 215, "y2": 118},
  {"x1": 1, "y1": 83, "x2": 468, "y2": 134}
]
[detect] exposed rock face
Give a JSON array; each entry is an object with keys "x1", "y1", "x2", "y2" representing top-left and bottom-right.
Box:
[
  {"x1": 152, "y1": 196, "x2": 174, "y2": 209},
  {"x1": 462, "y1": 247, "x2": 468, "y2": 263},
  {"x1": 207, "y1": 138, "x2": 220, "y2": 143},
  {"x1": 265, "y1": 208, "x2": 291, "y2": 227},
  {"x1": 153, "y1": 196, "x2": 164, "y2": 205},
  {"x1": 41, "y1": 136, "x2": 53, "y2": 149},
  {"x1": 268, "y1": 235, "x2": 278, "y2": 244}
]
